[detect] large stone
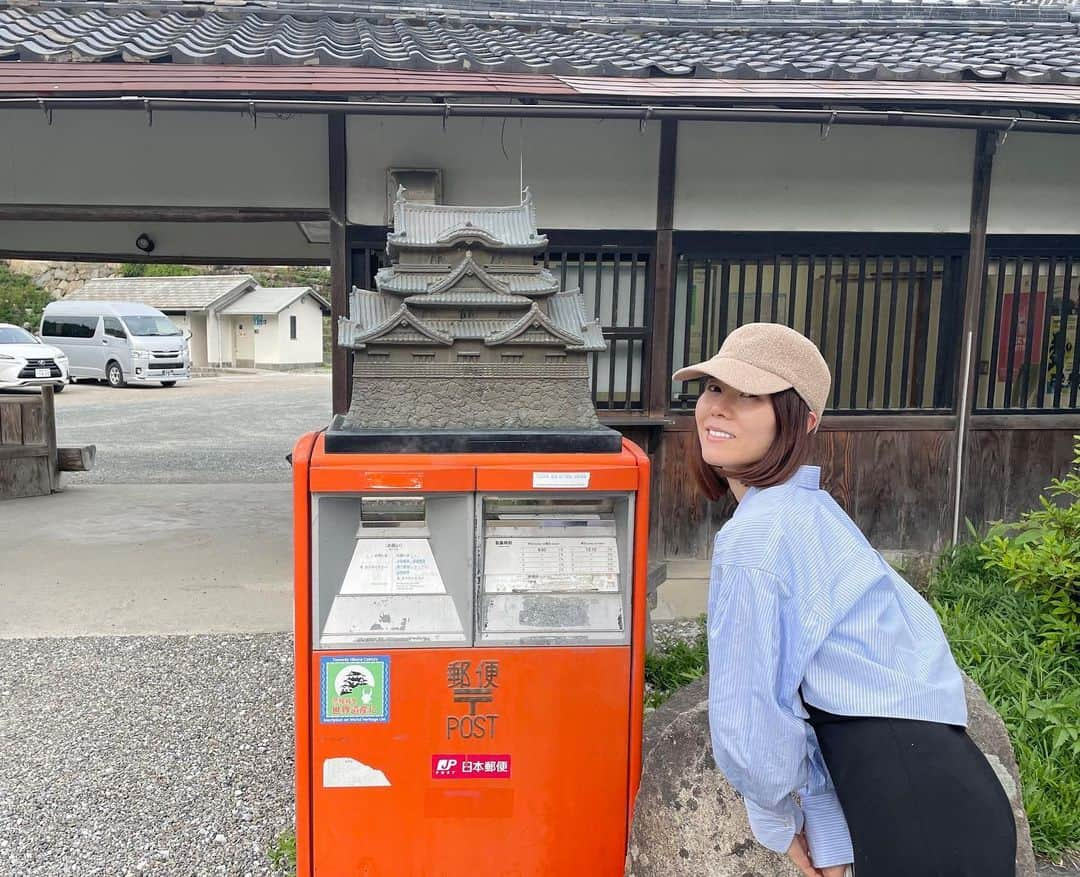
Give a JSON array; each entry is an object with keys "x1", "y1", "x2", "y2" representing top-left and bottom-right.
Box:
[
  {"x1": 964, "y1": 674, "x2": 1038, "y2": 877},
  {"x1": 626, "y1": 674, "x2": 1034, "y2": 876}
]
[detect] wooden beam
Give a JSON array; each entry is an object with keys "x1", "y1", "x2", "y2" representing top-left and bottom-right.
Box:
[
  {"x1": 0, "y1": 204, "x2": 329, "y2": 223},
  {"x1": 969, "y1": 414, "x2": 1080, "y2": 430},
  {"x1": 952, "y1": 130, "x2": 997, "y2": 542},
  {"x1": 329, "y1": 112, "x2": 351, "y2": 417},
  {"x1": 645, "y1": 119, "x2": 678, "y2": 417},
  {"x1": 0, "y1": 445, "x2": 48, "y2": 460},
  {"x1": 58, "y1": 445, "x2": 96, "y2": 472},
  {"x1": 0, "y1": 250, "x2": 328, "y2": 266},
  {"x1": 663, "y1": 412, "x2": 959, "y2": 432}
]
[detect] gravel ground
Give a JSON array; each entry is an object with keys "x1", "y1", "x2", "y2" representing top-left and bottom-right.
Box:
[
  {"x1": 651, "y1": 618, "x2": 704, "y2": 652},
  {"x1": 50, "y1": 372, "x2": 330, "y2": 484},
  {"x1": 1, "y1": 626, "x2": 1074, "y2": 876},
  {"x1": 0, "y1": 634, "x2": 294, "y2": 877}
]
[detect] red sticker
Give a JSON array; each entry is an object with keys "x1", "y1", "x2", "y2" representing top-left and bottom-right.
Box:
[{"x1": 432, "y1": 754, "x2": 511, "y2": 779}]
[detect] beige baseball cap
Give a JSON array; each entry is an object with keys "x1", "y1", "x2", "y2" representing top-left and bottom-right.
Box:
[{"x1": 672, "y1": 322, "x2": 832, "y2": 420}]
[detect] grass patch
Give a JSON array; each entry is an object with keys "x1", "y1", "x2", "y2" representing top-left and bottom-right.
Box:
[
  {"x1": 931, "y1": 542, "x2": 1080, "y2": 860},
  {"x1": 267, "y1": 828, "x2": 297, "y2": 875},
  {"x1": 644, "y1": 617, "x2": 707, "y2": 708}
]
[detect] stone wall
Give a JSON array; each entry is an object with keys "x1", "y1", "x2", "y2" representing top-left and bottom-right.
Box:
[
  {"x1": 4, "y1": 260, "x2": 330, "y2": 302},
  {"x1": 5, "y1": 260, "x2": 123, "y2": 299}
]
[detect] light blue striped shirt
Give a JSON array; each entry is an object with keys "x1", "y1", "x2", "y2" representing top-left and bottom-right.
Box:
[{"x1": 707, "y1": 465, "x2": 967, "y2": 869}]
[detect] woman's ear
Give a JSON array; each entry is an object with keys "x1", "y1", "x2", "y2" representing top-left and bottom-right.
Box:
[{"x1": 806, "y1": 411, "x2": 820, "y2": 435}]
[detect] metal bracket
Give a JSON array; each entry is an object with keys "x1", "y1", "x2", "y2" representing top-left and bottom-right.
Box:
[
  {"x1": 39, "y1": 99, "x2": 52, "y2": 125},
  {"x1": 249, "y1": 100, "x2": 257, "y2": 129},
  {"x1": 820, "y1": 110, "x2": 838, "y2": 140},
  {"x1": 997, "y1": 117, "x2": 1019, "y2": 146},
  {"x1": 640, "y1": 106, "x2": 653, "y2": 134},
  {"x1": 144, "y1": 99, "x2": 152, "y2": 128}
]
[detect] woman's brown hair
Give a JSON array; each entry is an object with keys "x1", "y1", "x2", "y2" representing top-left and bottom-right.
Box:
[{"x1": 692, "y1": 387, "x2": 818, "y2": 502}]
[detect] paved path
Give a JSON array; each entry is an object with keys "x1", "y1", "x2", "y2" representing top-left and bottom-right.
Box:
[
  {"x1": 1, "y1": 373, "x2": 328, "y2": 638},
  {"x1": 0, "y1": 483, "x2": 293, "y2": 639}
]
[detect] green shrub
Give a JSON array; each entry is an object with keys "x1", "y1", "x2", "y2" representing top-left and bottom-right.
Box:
[
  {"x1": 644, "y1": 618, "x2": 708, "y2": 708},
  {"x1": 933, "y1": 543, "x2": 1080, "y2": 859},
  {"x1": 0, "y1": 264, "x2": 52, "y2": 327},
  {"x1": 120, "y1": 263, "x2": 202, "y2": 278},
  {"x1": 267, "y1": 828, "x2": 296, "y2": 875},
  {"x1": 975, "y1": 438, "x2": 1080, "y2": 652}
]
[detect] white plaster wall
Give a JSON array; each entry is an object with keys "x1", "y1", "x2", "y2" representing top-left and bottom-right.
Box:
[
  {"x1": 253, "y1": 314, "x2": 278, "y2": 364},
  {"x1": 674, "y1": 123, "x2": 974, "y2": 232},
  {"x1": 0, "y1": 110, "x2": 327, "y2": 208},
  {"x1": 181, "y1": 313, "x2": 209, "y2": 367},
  {"x1": 206, "y1": 310, "x2": 232, "y2": 366},
  {"x1": 275, "y1": 296, "x2": 324, "y2": 364},
  {"x1": 347, "y1": 116, "x2": 659, "y2": 228},
  {"x1": 0, "y1": 220, "x2": 328, "y2": 263},
  {"x1": 987, "y1": 133, "x2": 1080, "y2": 234}
]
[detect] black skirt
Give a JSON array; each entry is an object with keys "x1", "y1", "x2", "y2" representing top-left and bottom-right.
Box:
[{"x1": 803, "y1": 702, "x2": 1017, "y2": 877}]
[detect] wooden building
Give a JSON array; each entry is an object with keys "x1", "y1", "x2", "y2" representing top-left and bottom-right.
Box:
[{"x1": 1, "y1": 0, "x2": 1078, "y2": 557}]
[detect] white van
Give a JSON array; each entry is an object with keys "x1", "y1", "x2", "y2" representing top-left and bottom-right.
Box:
[{"x1": 40, "y1": 301, "x2": 191, "y2": 388}]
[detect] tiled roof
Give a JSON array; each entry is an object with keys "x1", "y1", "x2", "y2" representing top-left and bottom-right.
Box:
[
  {"x1": 403, "y1": 290, "x2": 534, "y2": 305},
  {"x1": 74, "y1": 274, "x2": 256, "y2": 310},
  {"x1": 348, "y1": 287, "x2": 399, "y2": 328},
  {"x1": 220, "y1": 286, "x2": 330, "y2": 315},
  {"x1": 388, "y1": 193, "x2": 546, "y2": 250},
  {"x1": 548, "y1": 289, "x2": 605, "y2": 350},
  {"x1": 2, "y1": 0, "x2": 1078, "y2": 83},
  {"x1": 379, "y1": 268, "x2": 558, "y2": 296}
]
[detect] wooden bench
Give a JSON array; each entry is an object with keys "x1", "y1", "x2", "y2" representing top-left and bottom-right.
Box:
[{"x1": 0, "y1": 385, "x2": 95, "y2": 500}]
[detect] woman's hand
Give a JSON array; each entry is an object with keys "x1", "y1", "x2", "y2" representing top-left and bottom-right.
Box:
[
  {"x1": 785, "y1": 833, "x2": 822, "y2": 877},
  {"x1": 820, "y1": 868, "x2": 850, "y2": 877}
]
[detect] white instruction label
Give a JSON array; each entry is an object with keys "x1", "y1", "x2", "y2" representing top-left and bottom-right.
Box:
[
  {"x1": 340, "y1": 538, "x2": 446, "y2": 595},
  {"x1": 483, "y1": 535, "x2": 619, "y2": 592},
  {"x1": 532, "y1": 471, "x2": 590, "y2": 489}
]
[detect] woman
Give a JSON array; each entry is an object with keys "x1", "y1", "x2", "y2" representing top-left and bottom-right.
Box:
[{"x1": 673, "y1": 323, "x2": 1016, "y2": 877}]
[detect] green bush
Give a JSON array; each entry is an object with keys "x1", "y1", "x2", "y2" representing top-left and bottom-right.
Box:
[
  {"x1": 0, "y1": 264, "x2": 52, "y2": 328},
  {"x1": 266, "y1": 828, "x2": 296, "y2": 875},
  {"x1": 933, "y1": 543, "x2": 1080, "y2": 859},
  {"x1": 975, "y1": 438, "x2": 1080, "y2": 652},
  {"x1": 644, "y1": 618, "x2": 708, "y2": 708},
  {"x1": 120, "y1": 263, "x2": 202, "y2": 278}
]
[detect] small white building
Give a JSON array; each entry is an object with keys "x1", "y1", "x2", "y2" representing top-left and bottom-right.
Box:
[
  {"x1": 219, "y1": 286, "x2": 328, "y2": 369},
  {"x1": 72, "y1": 275, "x2": 329, "y2": 368}
]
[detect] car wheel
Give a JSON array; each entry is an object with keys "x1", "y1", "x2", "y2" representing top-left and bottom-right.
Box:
[
  {"x1": 52, "y1": 382, "x2": 65, "y2": 394},
  {"x1": 160, "y1": 381, "x2": 176, "y2": 388},
  {"x1": 106, "y1": 361, "x2": 125, "y2": 388}
]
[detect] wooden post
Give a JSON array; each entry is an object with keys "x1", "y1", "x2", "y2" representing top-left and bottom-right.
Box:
[
  {"x1": 329, "y1": 112, "x2": 350, "y2": 416},
  {"x1": 952, "y1": 130, "x2": 997, "y2": 542},
  {"x1": 41, "y1": 384, "x2": 59, "y2": 492},
  {"x1": 645, "y1": 120, "x2": 678, "y2": 417}
]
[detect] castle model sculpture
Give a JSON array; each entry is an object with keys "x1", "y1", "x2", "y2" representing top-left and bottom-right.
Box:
[{"x1": 327, "y1": 188, "x2": 621, "y2": 453}]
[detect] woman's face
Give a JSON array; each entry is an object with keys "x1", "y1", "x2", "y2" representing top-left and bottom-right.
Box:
[{"x1": 694, "y1": 378, "x2": 778, "y2": 470}]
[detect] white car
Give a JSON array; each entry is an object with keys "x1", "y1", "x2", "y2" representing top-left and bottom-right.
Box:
[{"x1": 0, "y1": 322, "x2": 70, "y2": 393}]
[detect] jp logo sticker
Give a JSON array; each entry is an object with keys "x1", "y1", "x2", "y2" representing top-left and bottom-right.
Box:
[{"x1": 320, "y1": 656, "x2": 390, "y2": 723}]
